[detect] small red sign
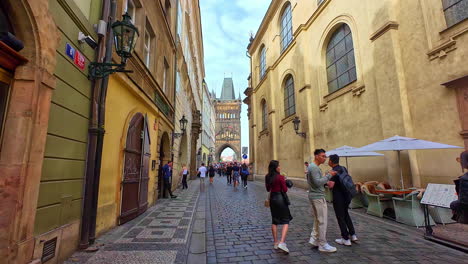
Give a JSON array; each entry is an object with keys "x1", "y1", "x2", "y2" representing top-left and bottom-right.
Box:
[{"x1": 74, "y1": 50, "x2": 85, "y2": 70}]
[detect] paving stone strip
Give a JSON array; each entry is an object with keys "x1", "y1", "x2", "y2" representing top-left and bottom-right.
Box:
[{"x1": 66, "y1": 180, "x2": 201, "y2": 264}]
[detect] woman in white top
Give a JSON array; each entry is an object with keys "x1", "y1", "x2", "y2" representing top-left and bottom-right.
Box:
[{"x1": 181, "y1": 164, "x2": 188, "y2": 189}]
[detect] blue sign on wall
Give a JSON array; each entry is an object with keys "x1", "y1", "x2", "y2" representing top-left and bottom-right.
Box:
[{"x1": 65, "y1": 43, "x2": 75, "y2": 60}]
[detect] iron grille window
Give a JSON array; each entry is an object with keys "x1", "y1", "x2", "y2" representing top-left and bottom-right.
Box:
[
  {"x1": 283, "y1": 75, "x2": 296, "y2": 117},
  {"x1": 442, "y1": 0, "x2": 468, "y2": 27},
  {"x1": 260, "y1": 46, "x2": 266, "y2": 79},
  {"x1": 326, "y1": 24, "x2": 357, "y2": 93},
  {"x1": 280, "y1": 3, "x2": 293, "y2": 52},
  {"x1": 261, "y1": 100, "x2": 268, "y2": 130}
]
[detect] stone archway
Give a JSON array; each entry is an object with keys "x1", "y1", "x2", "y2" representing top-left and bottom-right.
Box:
[
  {"x1": 215, "y1": 143, "x2": 240, "y2": 163},
  {"x1": 158, "y1": 132, "x2": 171, "y2": 198},
  {"x1": 0, "y1": 0, "x2": 59, "y2": 261}
]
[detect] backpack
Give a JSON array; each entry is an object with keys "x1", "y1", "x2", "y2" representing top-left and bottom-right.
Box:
[
  {"x1": 241, "y1": 168, "x2": 249, "y2": 176},
  {"x1": 459, "y1": 173, "x2": 468, "y2": 205},
  {"x1": 338, "y1": 167, "x2": 357, "y2": 198}
]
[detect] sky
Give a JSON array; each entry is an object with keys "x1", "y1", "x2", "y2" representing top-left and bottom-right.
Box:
[{"x1": 200, "y1": 0, "x2": 271, "y2": 157}]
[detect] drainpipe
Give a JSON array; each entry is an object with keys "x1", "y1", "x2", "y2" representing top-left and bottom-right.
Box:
[
  {"x1": 89, "y1": 0, "x2": 117, "y2": 243},
  {"x1": 170, "y1": 0, "x2": 179, "y2": 190},
  {"x1": 79, "y1": 0, "x2": 114, "y2": 248}
]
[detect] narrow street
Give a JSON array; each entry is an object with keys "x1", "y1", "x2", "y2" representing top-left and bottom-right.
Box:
[{"x1": 66, "y1": 176, "x2": 467, "y2": 264}]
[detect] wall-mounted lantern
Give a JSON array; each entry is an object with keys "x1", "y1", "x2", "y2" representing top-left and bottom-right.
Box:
[
  {"x1": 173, "y1": 115, "x2": 188, "y2": 138},
  {"x1": 88, "y1": 12, "x2": 139, "y2": 80},
  {"x1": 292, "y1": 116, "x2": 306, "y2": 138}
]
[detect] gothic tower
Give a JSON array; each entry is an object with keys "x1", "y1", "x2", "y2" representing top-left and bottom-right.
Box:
[{"x1": 214, "y1": 78, "x2": 242, "y2": 162}]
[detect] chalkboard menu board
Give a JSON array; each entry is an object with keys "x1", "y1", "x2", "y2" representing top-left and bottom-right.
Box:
[{"x1": 421, "y1": 184, "x2": 458, "y2": 208}]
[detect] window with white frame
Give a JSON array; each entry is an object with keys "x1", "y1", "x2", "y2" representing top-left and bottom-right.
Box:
[
  {"x1": 177, "y1": 0, "x2": 183, "y2": 37},
  {"x1": 280, "y1": 3, "x2": 293, "y2": 52},
  {"x1": 125, "y1": 0, "x2": 136, "y2": 22},
  {"x1": 259, "y1": 45, "x2": 266, "y2": 79},
  {"x1": 143, "y1": 28, "x2": 151, "y2": 67}
]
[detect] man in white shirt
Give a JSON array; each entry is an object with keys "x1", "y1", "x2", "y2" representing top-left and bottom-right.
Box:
[{"x1": 198, "y1": 163, "x2": 207, "y2": 183}]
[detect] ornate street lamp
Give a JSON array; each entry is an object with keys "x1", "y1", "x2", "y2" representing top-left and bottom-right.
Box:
[
  {"x1": 173, "y1": 115, "x2": 188, "y2": 138},
  {"x1": 89, "y1": 12, "x2": 139, "y2": 80},
  {"x1": 292, "y1": 116, "x2": 306, "y2": 138}
]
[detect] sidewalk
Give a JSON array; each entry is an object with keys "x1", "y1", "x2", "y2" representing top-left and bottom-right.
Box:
[{"x1": 65, "y1": 180, "x2": 204, "y2": 264}]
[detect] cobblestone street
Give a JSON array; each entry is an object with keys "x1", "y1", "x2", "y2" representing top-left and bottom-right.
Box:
[{"x1": 66, "y1": 176, "x2": 467, "y2": 264}]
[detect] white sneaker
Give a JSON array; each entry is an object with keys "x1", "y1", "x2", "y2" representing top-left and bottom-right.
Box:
[
  {"x1": 308, "y1": 237, "x2": 318, "y2": 247},
  {"x1": 278, "y1": 242, "x2": 289, "y2": 253},
  {"x1": 318, "y1": 243, "x2": 337, "y2": 253},
  {"x1": 274, "y1": 243, "x2": 279, "y2": 249},
  {"x1": 351, "y1": 235, "x2": 358, "y2": 242},
  {"x1": 335, "y1": 238, "x2": 352, "y2": 246}
]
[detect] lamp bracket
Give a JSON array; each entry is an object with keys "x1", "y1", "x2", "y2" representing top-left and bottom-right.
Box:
[
  {"x1": 172, "y1": 132, "x2": 185, "y2": 139},
  {"x1": 88, "y1": 62, "x2": 133, "y2": 80},
  {"x1": 295, "y1": 131, "x2": 306, "y2": 138}
]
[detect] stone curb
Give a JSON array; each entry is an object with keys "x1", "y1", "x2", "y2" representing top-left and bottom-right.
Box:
[{"x1": 187, "y1": 184, "x2": 207, "y2": 264}]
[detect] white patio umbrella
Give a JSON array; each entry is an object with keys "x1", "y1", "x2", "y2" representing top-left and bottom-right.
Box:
[
  {"x1": 354, "y1": 135, "x2": 463, "y2": 188},
  {"x1": 326, "y1": 145, "x2": 384, "y2": 168}
]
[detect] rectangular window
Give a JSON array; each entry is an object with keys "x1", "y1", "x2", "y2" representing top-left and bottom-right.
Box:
[
  {"x1": 442, "y1": 0, "x2": 468, "y2": 27},
  {"x1": 177, "y1": 1, "x2": 183, "y2": 37},
  {"x1": 144, "y1": 29, "x2": 151, "y2": 67},
  {"x1": 125, "y1": 0, "x2": 136, "y2": 22},
  {"x1": 176, "y1": 71, "x2": 181, "y2": 92},
  {"x1": 164, "y1": 0, "x2": 171, "y2": 24},
  {"x1": 163, "y1": 58, "x2": 169, "y2": 93},
  {"x1": 0, "y1": 69, "x2": 11, "y2": 147}
]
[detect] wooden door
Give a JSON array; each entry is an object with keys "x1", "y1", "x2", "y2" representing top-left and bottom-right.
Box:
[
  {"x1": 138, "y1": 115, "x2": 151, "y2": 214},
  {"x1": 120, "y1": 113, "x2": 144, "y2": 224}
]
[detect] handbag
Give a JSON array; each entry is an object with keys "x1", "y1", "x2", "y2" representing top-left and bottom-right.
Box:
[
  {"x1": 281, "y1": 192, "x2": 291, "y2": 205},
  {"x1": 264, "y1": 192, "x2": 271, "y2": 208}
]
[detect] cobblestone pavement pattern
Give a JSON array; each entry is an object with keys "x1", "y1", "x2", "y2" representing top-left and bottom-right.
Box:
[
  {"x1": 66, "y1": 176, "x2": 467, "y2": 264},
  {"x1": 65, "y1": 180, "x2": 201, "y2": 264},
  {"x1": 205, "y1": 176, "x2": 467, "y2": 264}
]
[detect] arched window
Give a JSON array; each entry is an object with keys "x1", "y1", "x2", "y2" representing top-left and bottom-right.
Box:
[
  {"x1": 283, "y1": 75, "x2": 296, "y2": 117},
  {"x1": 326, "y1": 24, "x2": 356, "y2": 93},
  {"x1": 261, "y1": 100, "x2": 268, "y2": 130},
  {"x1": 259, "y1": 45, "x2": 266, "y2": 79},
  {"x1": 280, "y1": 3, "x2": 293, "y2": 52}
]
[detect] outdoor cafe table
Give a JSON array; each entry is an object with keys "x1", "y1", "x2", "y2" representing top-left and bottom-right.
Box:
[{"x1": 375, "y1": 189, "x2": 413, "y2": 196}]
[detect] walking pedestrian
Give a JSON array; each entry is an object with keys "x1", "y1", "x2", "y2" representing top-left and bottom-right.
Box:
[
  {"x1": 226, "y1": 163, "x2": 233, "y2": 185},
  {"x1": 265, "y1": 160, "x2": 292, "y2": 253},
  {"x1": 307, "y1": 149, "x2": 337, "y2": 252},
  {"x1": 304, "y1": 162, "x2": 309, "y2": 177},
  {"x1": 162, "y1": 161, "x2": 177, "y2": 198},
  {"x1": 327, "y1": 154, "x2": 358, "y2": 246},
  {"x1": 198, "y1": 163, "x2": 207, "y2": 184},
  {"x1": 209, "y1": 164, "x2": 216, "y2": 184},
  {"x1": 241, "y1": 163, "x2": 250, "y2": 188},
  {"x1": 232, "y1": 162, "x2": 241, "y2": 188},
  {"x1": 181, "y1": 164, "x2": 189, "y2": 189}
]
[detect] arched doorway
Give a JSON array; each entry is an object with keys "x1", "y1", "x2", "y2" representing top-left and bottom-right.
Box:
[
  {"x1": 120, "y1": 113, "x2": 150, "y2": 224},
  {"x1": 158, "y1": 132, "x2": 171, "y2": 198},
  {"x1": 216, "y1": 144, "x2": 240, "y2": 162}
]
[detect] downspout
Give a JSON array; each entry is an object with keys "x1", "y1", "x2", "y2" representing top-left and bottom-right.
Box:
[
  {"x1": 80, "y1": 0, "x2": 110, "y2": 249},
  {"x1": 170, "y1": 0, "x2": 180, "y2": 190},
  {"x1": 80, "y1": 0, "x2": 111, "y2": 249},
  {"x1": 89, "y1": 0, "x2": 117, "y2": 243}
]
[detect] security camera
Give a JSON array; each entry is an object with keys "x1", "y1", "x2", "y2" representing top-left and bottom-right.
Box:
[{"x1": 78, "y1": 32, "x2": 98, "y2": 49}]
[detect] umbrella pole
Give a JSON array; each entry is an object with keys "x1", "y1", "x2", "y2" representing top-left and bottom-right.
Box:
[
  {"x1": 398, "y1": 150, "x2": 404, "y2": 189},
  {"x1": 346, "y1": 157, "x2": 349, "y2": 169}
]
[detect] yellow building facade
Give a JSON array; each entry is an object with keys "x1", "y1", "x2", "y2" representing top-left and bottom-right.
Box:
[
  {"x1": 96, "y1": 0, "x2": 177, "y2": 235},
  {"x1": 245, "y1": 0, "x2": 468, "y2": 189}
]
